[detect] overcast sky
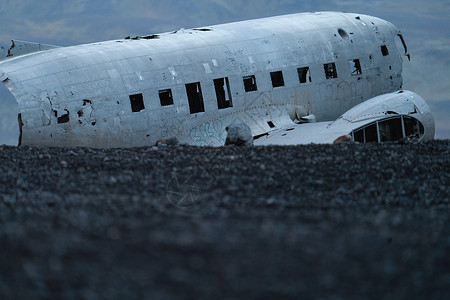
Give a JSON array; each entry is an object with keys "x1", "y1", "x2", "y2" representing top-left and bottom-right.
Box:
[{"x1": 1, "y1": 0, "x2": 449, "y2": 144}]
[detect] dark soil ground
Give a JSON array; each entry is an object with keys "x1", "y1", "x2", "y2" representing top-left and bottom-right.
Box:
[{"x1": 1, "y1": 140, "x2": 449, "y2": 299}]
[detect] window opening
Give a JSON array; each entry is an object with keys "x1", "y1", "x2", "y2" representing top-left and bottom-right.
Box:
[
  {"x1": 404, "y1": 116, "x2": 424, "y2": 140},
  {"x1": 297, "y1": 67, "x2": 311, "y2": 83},
  {"x1": 349, "y1": 59, "x2": 362, "y2": 75},
  {"x1": 129, "y1": 93, "x2": 145, "y2": 112},
  {"x1": 353, "y1": 129, "x2": 364, "y2": 143},
  {"x1": 185, "y1": 82, "x2": 205, "y2": 114},
  {"x1": 324, "y1": 63, "x2": 337, "y2": 79},
  {"x1": 379, "y1": 117, "x2": 403, "y2": 142},
  {"x1": 159, "y1": 89, "x2": 174, "y2": 106},
  {"x1": 270, "y1": 71, "x2": 285, "y2": 88},
  {"x1": 364, "y1": 123, "x2": 378, "y2": 142},
  {"x1": 352, "y1": 116, "x2": 425, "y2": 143},
  {"x1": 214, "y1": 77, "x2": 233, "y2": 109},
  {"x1": 243, "y1": 75, "x2": 258, "y2": 92},
  {"x1": 381, "y1": 45, "x2": 389, "y2": 56}
]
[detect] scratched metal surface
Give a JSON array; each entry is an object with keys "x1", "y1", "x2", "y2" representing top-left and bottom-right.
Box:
[{"x1": 0, "y1": 12, "x2": 405, "y2": 147}]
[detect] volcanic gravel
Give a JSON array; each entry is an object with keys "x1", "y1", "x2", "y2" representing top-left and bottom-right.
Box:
[{"x1": 0, "y1": 141, "x2": 449, "y2": 299}]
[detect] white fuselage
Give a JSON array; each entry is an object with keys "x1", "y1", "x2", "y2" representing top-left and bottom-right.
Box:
[{"x1": 0, "y1": 12, "x2": 409, "y2": 147}]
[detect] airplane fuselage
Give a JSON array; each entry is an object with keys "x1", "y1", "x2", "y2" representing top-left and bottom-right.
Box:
[{"x1": 0, "y1": 12, "x2": 414, "y2": 147}]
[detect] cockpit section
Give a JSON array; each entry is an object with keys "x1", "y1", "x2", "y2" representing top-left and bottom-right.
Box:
[{"x1": 352, "y1": 115, "x2": 424, "y2": 143}]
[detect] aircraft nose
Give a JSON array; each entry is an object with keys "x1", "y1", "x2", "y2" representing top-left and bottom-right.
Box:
[{"x1": 406, "y1": 91, "x2": 435, "y2": 141}]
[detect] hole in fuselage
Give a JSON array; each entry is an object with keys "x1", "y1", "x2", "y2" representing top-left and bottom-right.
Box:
[
  {"x1": 338, "y1": 28, "x2": 349, "y2": 40},
  {"x1": 0, "y1": 82, "x2": 20, "y2": 145}
]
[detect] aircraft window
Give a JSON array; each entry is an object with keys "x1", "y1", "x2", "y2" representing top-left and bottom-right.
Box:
[
  {"x1": 270, "y1": 71, "x2": 285, "y2": 88},
  {"x1": 404, "y1": 116, "x2": 424, "y2": 140},
  {"x1": 297, "y1": 67, "x2": 311, "y2": 83},
  {"x1": 349, "y1": 59, "x2": 362, "y2": 75},
  {"x1": 324, "y1": 63, "x2": 337, "y2": 79},
  {"x1": 381, "y1": 45, "x2": 389, "y2": 56},
  {"x1": 379, "y1": 117, "x2": 403, "y2": 142},
  {"x1": 129, "y1": 93, "x2": 145, "y2": 112},
  {"x1": 159, "y1": 89, "x2": 174, "y2": 106},
  {"x1": 243, "y1": 75, "x2": 258, "y2": 92},
  {"x1": 352, "y1": 116, "x2": 425, "y2": 143},
  {"x1": 353, "y1": 129, "x2": 364, "y2": 143},
  {"x1": 185, "y1": 82, "x2": 205, "y2": 114},
  {"x1": 364, "y1": 124, "x2": 378, "y2": 142},
  {"x1": 214, "y1": 77, "x2": 233, "y2": 109}
]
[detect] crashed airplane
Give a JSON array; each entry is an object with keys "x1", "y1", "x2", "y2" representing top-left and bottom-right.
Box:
[{"x1": 0, "y1": 12, "x2": 434, "y2": 147}]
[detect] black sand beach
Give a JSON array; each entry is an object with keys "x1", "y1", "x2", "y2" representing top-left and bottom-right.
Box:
[{"x1": 1, "y1": 141, "x2": 449, "y2": 299}]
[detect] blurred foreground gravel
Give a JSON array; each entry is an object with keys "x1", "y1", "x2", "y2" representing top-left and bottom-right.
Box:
[{"x1": 1, "y1": 141, "x2": 449, "y2": 299}]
